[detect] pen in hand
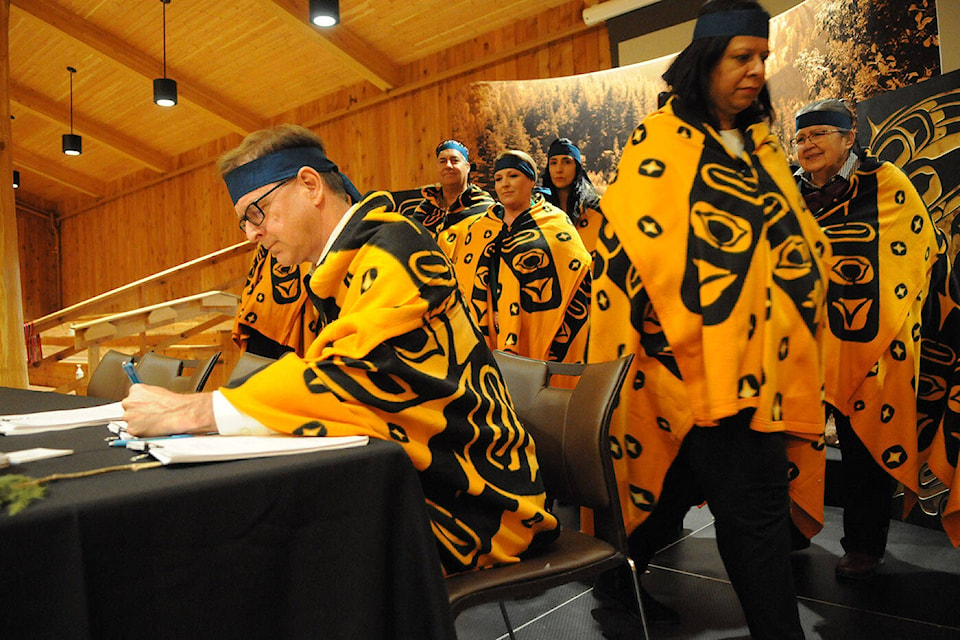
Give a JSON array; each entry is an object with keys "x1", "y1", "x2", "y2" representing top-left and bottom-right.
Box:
[{"x1": 121, "y1": 361, "x2": 143, "y2": 385}]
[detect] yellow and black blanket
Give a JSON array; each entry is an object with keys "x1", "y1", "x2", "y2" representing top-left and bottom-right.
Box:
[
  {"x1": 440, "y1": 195, "x2": 592, "y2": 363},
  {"x1": 574, "y1": 204, "x2": 605, "y2": 256},
  {"x1": 398, "y1": 183, "x2": 494, "y2": 237},
  {"x1": 232, "y1": 244, "x2": 319, "y2": 357},
  {"x1": 813, "y1": 155, "x2": 960, "y2": 543},
  {"x1": 590, "y1": 99, "x2": 829, "y2": 538},
  {"x1": 915, "y1": 223, "x2": 960, "y2": 545},
  {"x1": 221, "y1": 192, "x2": 559, "y2": 574}
]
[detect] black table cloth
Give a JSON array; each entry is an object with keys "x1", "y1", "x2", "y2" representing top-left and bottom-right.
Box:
[{"x1": 0, "y1": 388, "x2": 455, "y2": 639}]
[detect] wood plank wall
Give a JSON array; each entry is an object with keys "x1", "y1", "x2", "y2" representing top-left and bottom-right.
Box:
[
  {"x1": 28, "y1": 2, "x2": 610, "y2": 315},
  {"x1": 16, "y1": 206, "x2": 60, "y2": 320}
]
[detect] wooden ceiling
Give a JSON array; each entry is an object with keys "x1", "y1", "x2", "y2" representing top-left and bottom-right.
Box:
[{"x1": 8, "y1": 0, "x2": 591, "y2": 211}]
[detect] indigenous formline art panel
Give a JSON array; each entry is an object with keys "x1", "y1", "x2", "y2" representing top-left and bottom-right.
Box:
[
  {"x1": 857, "y1": 68, "x2": 960, "y2": 258},
  {"x1": 452, "y1": 0, "x2": 941, "y2": 198}
]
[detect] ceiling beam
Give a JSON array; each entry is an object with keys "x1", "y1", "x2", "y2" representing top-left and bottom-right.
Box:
[
  {"x1": 269, "y1": 0, "x2": 402, "y2": 91},
  {"x1": 12, "y1": 0, "x2": 266, "y2": 135},
  {"x1": 11, "y1": 82, "x2": 174, "y2": 174},
  {"x1": 301, "y1": 20, "x2": 596, "y2": 129},
  {"x1": 14, "y1": 148, "x2": 108, "y2": 198}
]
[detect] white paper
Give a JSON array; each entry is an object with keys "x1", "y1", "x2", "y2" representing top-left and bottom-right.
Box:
[
  {"x1": 147, "y1": 434, "x2": 369, "y2": 465},
  {"x1": 5, "y1": 447, "x2": 74, "y2": 464},
  {"x1": 0, "y1": 402, "x2": 125, "y2": 435},
  {"x1": 108, "y1": 421, "x2": 128, "y2": 436}
]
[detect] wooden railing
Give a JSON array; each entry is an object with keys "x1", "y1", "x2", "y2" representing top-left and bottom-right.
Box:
[
  {"x1": 26, "y1": 241, "x2": 256, "y2": 393},
  {"x1": 72, "y1": 290, "x2": 240, "y2": 368},
  {"x1": 29, "y1": 241, "x2": 254, "y2": 335}
]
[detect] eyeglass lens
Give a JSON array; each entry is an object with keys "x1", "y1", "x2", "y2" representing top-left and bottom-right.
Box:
[
  {"x1": 239, "y1": 179, "x2": 289, "y2": 232},
  {"x1": 792, "y1": 130, "x2": 841, "y2": 147}
]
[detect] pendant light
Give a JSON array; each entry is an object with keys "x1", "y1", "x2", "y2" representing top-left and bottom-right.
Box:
[
  {"x1": 309, "y1": 0, "x2": 340, "y2": 27},
  {"x1": 10, "y1": 115, "x2": 18, "y2": 187},
  {"x1": 62, "y1": 66, "x2": 82, "y2": 156},
  {"x1": 153, "y1": 0, "x2": 177, "y2": 107}
]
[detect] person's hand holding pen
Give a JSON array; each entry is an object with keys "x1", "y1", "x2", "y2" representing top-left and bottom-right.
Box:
[
  {"x1": 119, "y1": 358, "x2": 216, "y2": 437},
  {"x1": 121, "y1": 380, "x2": 217, "y2": 438}
]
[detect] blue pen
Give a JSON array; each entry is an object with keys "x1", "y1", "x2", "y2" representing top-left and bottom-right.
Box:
[
  {"x1": 121, "y1": 361, "x2": 143, "y2": 384},
  {"x1": 109, "y1": 434, "x2": 193, "y2": 448}
]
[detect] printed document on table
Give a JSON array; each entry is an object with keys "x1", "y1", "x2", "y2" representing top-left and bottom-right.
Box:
[
  {"x1": 147, "y1": 435, "x2": 369, "y2": 464},
  {"x1": 0, "y1": 402, "x2": 125, "y2": 435}
]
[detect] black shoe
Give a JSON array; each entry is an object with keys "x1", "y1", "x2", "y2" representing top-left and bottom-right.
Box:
[
  {"x1": 836, "y1": 551, "x2": 883, "y2": 579},
  {"x1": 592, "y1": 567, "x2": 681, "y2": 625}
]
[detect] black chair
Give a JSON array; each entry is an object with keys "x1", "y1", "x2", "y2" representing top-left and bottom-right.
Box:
[{"x1": 445, "y1": 350, "x2": 646, "y2": 639}]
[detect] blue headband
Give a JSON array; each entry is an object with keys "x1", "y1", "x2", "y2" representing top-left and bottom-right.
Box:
[
  {"x1": 548, "y1": 139, "x2": 582, "y2": 165},
  {"x1": 692, "y1": 9, "x2": 770, "y2": 40},
  {"x1": 436, "y1": 140, "x2": 469, "y2": 162},
  {"x1": 223, "y1": 146, "x2": 361, "y2": 205},
  {"x1": 494, "y1": 154, "x2": 535, "y2": 181},
  {"x1": 796, "y1": 109, "x2": 853, "y2": 131}
]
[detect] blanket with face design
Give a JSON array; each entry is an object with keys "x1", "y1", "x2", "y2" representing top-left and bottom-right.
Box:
[
  {"x1": 590, "y1": 99, "x2": 829, "y2": 538},
  {"x1": 398, "y1": 183, "x2": 494, "y2": 237},
  {"x1": 811, "y1": 156, "x2": 960, "y2": 544},
  {"x1": 232, "y1": 244, "x2": 320, "y2": 357},
  {"x1": 221, "y1": 192, "x2": 559, "y2": 574},
  {"x1": 439, "y1": 195, "x2": 592, "y2": 364},
  {"x1": 917, "y1": 244, "x2": 960, "y2": 544}
]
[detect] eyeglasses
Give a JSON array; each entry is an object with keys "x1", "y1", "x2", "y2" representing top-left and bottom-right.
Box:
[
  {"x1": 238, "y1": 178, "x2": 291, "y2": 232},
  {"x1": 790, "y1": 129, "x2": 844, "y2": 148}
]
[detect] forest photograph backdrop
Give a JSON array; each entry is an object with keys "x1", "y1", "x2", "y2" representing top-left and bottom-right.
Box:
[{"x1": 450, "y1": 0, "x2": 954, "y2": 243}]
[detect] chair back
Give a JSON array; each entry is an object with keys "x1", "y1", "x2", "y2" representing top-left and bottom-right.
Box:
[
  {"x1": 136, "y1": 351, "x2": 221, "y2": 393},
  {"x1": 226, "y1": 351, "x2": 277, "y2": 385},
  {"x1": 135, "y1": 351, "x2": 186, "y2": 388},
  {"x1": 86, "y1": 350, "x2": 137, "y2": 400},
  {"x1": 170, "y1": 352, "x2": 222, "y2": 393},
  {"x1": 492, "y1": 350, "x2": 634, "y2": 548}
]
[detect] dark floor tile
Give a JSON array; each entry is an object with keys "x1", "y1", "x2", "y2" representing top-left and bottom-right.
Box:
[{"x1": 454, "y1": 505, "x2": 960, "y2": 639}]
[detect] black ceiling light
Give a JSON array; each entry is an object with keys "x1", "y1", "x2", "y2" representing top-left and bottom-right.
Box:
[
  {"x1": 309, "y1": 0, "x2": 340, "y2": 28},
  {"x1": 62, "y1": 66, "x2": 82, "y2": 156},
  {"x1": 153, "y1": 0, "x2": 177, "y2": 107},
  {"x1": 10, "y1": 115, "x2": 18, "y2": 187}
]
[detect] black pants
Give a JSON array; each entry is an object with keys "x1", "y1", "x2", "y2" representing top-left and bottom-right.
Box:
[
  {"x1": 833, "y1": 407, "x2": 893, "y2": 558},
  {"x1": 627, "y1": 410, "x2": 804, "y2": 640}
]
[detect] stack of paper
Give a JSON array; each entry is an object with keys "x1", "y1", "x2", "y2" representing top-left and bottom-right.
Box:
[
  {"x1": 0, "y1": 402, "x2": 124, "y2": 435},
  {"x1": 3, "y1": 448, "x2": 75, "y2": 464},
  {"x1": 146, "y1": 434, "x2": 369, "y2": 464}
]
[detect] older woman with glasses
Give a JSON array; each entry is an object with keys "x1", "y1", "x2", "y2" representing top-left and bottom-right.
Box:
[{"x1": 792, "y1": 98, "x2": 957, "y2": 578}]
